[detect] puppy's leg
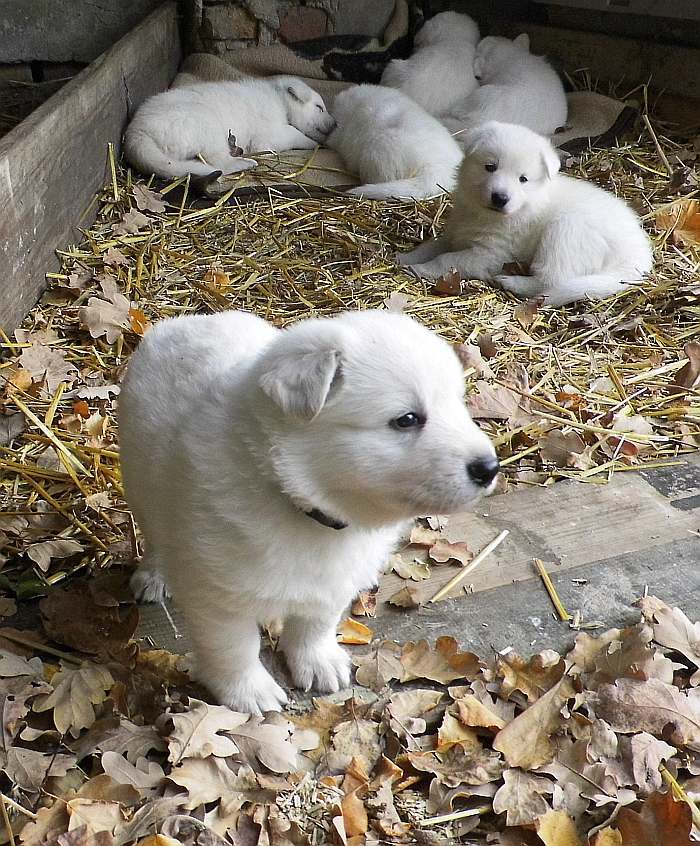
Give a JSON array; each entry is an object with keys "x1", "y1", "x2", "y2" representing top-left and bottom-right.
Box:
[
  {"x1": 396, "y1": 238, "x2": 444, "y2": 266},
  {"x1": 204, "y1": 150, "x2": 258, "y2": 175},
  {"x1": 493, "y1": 274, "x2": 547, "y2": 299},
  {"x1": 280, "y1": 608, "x2": 351, "y2": 694},
  {"x1": 131, "y1": 559, "x2": 170, "y2": 604},
  {"x1": 266, "y1": 126, "x2": 319, "y2": 151},
  {"x1": 185, "y1": 601, "x2": 288, "y2": 714},
  {"x1": 409, "y1": 248, "x2": 500, "y2": 281}
]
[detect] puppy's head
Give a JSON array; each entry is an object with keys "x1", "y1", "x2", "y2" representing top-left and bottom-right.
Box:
[
  {"x1": 256, "y1": 311, "x2": 498, "y2": 526},
  {"x1": 473, "y1": 33, "x2": 530, "y2": 82},
  {"x1": 274, "y1": 76, "x2": 335, "y2": 142},
  {"x1": 415, "y1": 12, "x2": 480, "y2": 49},
  {"x1": 456, "y1": 121, "x2": 560, "y2": 216}
]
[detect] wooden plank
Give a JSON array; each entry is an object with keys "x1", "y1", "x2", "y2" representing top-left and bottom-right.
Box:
[
  {"x1": 375, "y1": 459, "x2": 700, "y2": 609},
  {"x1": 0, "y1": 2, "x2": 181, "y2": 334}
]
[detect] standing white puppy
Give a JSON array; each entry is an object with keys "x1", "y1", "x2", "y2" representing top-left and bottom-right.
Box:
[
  {"x1": 328, "y1": 85, "x2": 463, "y2": 199},
  {"x1": 119, "y1": 310, "x2": 498, "y2": 714},
  {"x1": 399, "y1": 122, "x2": 653, "y2": 306},
  {"x1": 443, "y1": 34, "x2": 568, "y2": 140},
  {"x1": 124, "y1": 76, "x2": 335, "y2": 179},
  {"x1": 381, "y1": 11, "x2": 480, "y2": 117}
]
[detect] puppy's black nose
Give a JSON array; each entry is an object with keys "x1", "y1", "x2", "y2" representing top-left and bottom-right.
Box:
[
  {"x1": 467, "y1": 457, "x2": 500, "y2": 486},
  {"x1": 491, "y1": 191, "x2": 509, "y2": 209}
]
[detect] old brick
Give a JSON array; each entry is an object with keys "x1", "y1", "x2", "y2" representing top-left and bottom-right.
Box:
[
  {"x1": 278, "y1": 6, "x2": 328, "y2": 43},
  {"x1": 203, "y1": 4, "x2": 258, "y2": 41}
]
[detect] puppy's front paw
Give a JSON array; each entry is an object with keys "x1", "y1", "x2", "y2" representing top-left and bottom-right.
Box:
[
  {"x1": 209, "y1": 664, "x2": 288, "y2": 715},
  {"x1": 285, "y1": 640, "x2": 351, "y2": 694},
  {"x1": 494, "y1": 274, "x2": 541, "y2": 298},
  {"x1": 130, "y1": 568, "x2": 170, "y2": 604}
]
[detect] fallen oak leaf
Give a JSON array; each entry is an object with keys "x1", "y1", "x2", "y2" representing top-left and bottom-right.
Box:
[
  {"x1": 493, "y1": 675, "x2": 577, "y2": 769},
  {"x1": 27, "y1": 539, "x2": 84, "y2": 573},
  {"x1": 100, "y1": 752, "x2": 165, "y2": 797},
  {"x1": 168, "y1": 760, "x2": 261, "y2": 814},
  {"x1": 428, "y1": 539, "x2": 473, "y2": 567},
  {"x1": 432, "y1": 269, "x2": 462, "y2": 296},
  {"x1": 672, "y1": 341, "x2": 700, "y2": 391},
  {"x1": 229, "y1": 712, "x2": 306, "y2": 773},
  {"x1": 616, "y1": 790, "x2": 695, "y2": 846},
  {"x1": 655, "y1": 198, "x2": 700, "y2": 247},
  {"x1": 408, "y1": 740, "x2": 503, "y2": 787},
  {"x1": 513, "y1": 297, "x2": 544, "y2": 329},
  {"x1": 409, "y1": 525, "x2": 442, "y2": 547},
  {"x1": 4, "y1": 747, "x2": 76, "y2": 792},
  {"x1": 337, "y1": 618, "x2": 373, "y2": 645},
  {"x1": 167, "y1": 697, "x2": 247, "y2": 762},
  {"x1": 538, "y1": 430, "x2": 587, "y2": 468},
  {"x1": 33, "y1": 662, "x2": 114, "y2": 738},
  {"x1": 351, "y1": 590, "x2": 377, "y2": 618},
  {"x1": 453, "y1": 342, "x2": 495, "y2": 378},
  {"x1": 111, "y1": 209, "x2": 150, "y2": 236},
  {"x1": 492, "y1": 768, "x2": 551, "y2": 827},
  {"x1": 390, "y1": 553, "x2": 431, "y2": 581},
  {"x1": 340, "y1": 789, "x2": 367, "y2": 837},
  {"x1": 132, "y1": 184, "x2": 166, "y2": 213},
  {"x1": 102, "y1": 247, "x2": 129, "y2": 267},
  {"x1": 496, "y1": 649, "x2": 566, "y2": 703},
  {"x1": 128, "y1": 307, "x2": 150, "y2": 336},
  {"x1": 388, "y1": 584, "x2": 424, "y2": 609},
  {"x1": 19, "y1": 342, "x2": 77, "y2": 394},
  {"x1": 80, "y1": 294, "x2": 131, "y2": 344},
  {"x1": 535, "y1": 810, "x2": 584, "y2": 846}
]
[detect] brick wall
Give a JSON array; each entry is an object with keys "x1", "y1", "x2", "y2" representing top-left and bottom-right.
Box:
[{"x1": 194, "y1": 1, "x2": 397, "y2": 55}]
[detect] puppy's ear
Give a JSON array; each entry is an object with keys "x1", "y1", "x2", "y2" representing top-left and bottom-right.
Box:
[
  {"x1": 286, "y1": 84, "x2": 304, "y2": 103},
  {"x1": 540, "y1": 143, "x2": 561, "y2": 179},
  {"x1": 460, "y1": 124, "x2": 489, "y2": 156},
  {"x1": 259, "y1": 341, "x2": 342, "y2": 420},
  {"x1": 513, "y1": 33, "x2": 530, "y2": 51}
]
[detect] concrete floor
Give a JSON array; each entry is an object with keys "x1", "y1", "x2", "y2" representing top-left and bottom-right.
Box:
[{"x1": 137, "y1": 453, "x2": 700, "y2": 661}]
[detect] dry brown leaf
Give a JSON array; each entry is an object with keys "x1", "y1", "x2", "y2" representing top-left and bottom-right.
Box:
[
  {"x1": 538, "y1": 431, "x2": 587, "y2": 468},
  {"x1": 69, "y1": 716, "x2": 166, "y2": 764},
  {"x1": 383, "y1": 291, "x2": 410, "y2": 312},
  {"x1": 616, "y1": 790, "x2": 695, "y2": 845},
  {"x1": 408, "y1": 741, "x2": 503, "y2": 787},
  {"x1": 330, "y1": 718, "x2": 383, "y2": 772},
  {"x1": 4, "y1": 747, "x2": 76, "y2": 792},
  {"x1": 132, "y1": 184, "x2": 166, "y2": 213},
  {"x1": 26, "y1": 539, "x2": 84, "y2": 572},
  {"x1": 80, "y1": 294, "x2": 131, "y2": 344},
  {"x1": 432, "y1": 269, "x2": 462, "y2": 295},
  {"x1": 387, "y1": 689, "x2": 444, "y2": 740},
  {"x1": 655, "y1": 198, "x2": 700, "y2": 246},
  {"x1": 167, "y1": 697, "x2": 247, "y2": 762},
  {"x1": 453, "y1": 342, "x2": 495, "y2": 378},
  {"x1": 390, "y1": 553, "x2": 431, "y2": 581},
  {"x1": 534, "y1": 810, "x2": 584, "y2": 846},
  {"x1": 590, "y1": 829, "x2": 623, "y2": 846},
  {"x1": 19, "y1": 341, "x2": 77, "y2": 394},
  {"x1": 168, "y1": 759, "x2": 260, "y2": 814},
  {"x1": 673, "y1": 341, "x2": 700, "y2": 391},
  {"x1": 467, "y1": 369, "x2": 535, "y2": 427},
  {"x1": 593, "y1": 678, "x2": 700, "y2": 748},
  {"x1": 513, "y1": 297, "x2": 544, "y2": 329},
  {"x1": 111, "y1": 209, "x2": 150, "y2": 236},
  {"x1": 66, "y1": 798, "x2": 125, "y2": 837},
  {"x1": 496, "y1": 650, "x2": 566, "y2": 703},
  {"x1": 0, "y1": 412, "x2": 26, "y2": 446},
  {"x1": 399, "y1": 637, "x2": 482, "y2": 684},
  {"x1": 100, "y1": 752, "x2": 165, "y2": 797},
  {"x1": 409, "y1": 526, "x2": 442, "y2": 547},
  {"x1": 428, "y1": 540, "x2": 473, "y2": 567},
  {"x1": 33, "y1": 662, "x2": 114, "y2": 738},
  {"x1": 230, "y1": 713, "x2": 308, "y2": 773},
  {"x1": 639, "y1": 596, "x2": 700, "y2": 684},
  {"x1": 102, "y1": 247, "x2": 129, "y2": 268},
  {"x1": 493, "y1": 675, "x2": 577, "y2": 769},
  {"x1": 337, "y1": 618, "x2": 373, "y2": 645},
  {"x1": 437, "y1": 711, "x2": 481, "y2": 752},
  {"x1": 455, "y1": 693, "x2": 508, "y2": 732},
  {"x1": 351, "y1": 590, "x2": 377, "y2": 618},
  {"x1": 340, "y1": 789, "x2": 367, "y2": 837},
  {"x1": 492, "y1": 768, "x2": 551, "y2": 827},
  {"x1": 477, "y1": 333, "x2": 497, "y2": 359},
  {"x1": 388, "y1": 584, "x2": 424, "y2": 609}
]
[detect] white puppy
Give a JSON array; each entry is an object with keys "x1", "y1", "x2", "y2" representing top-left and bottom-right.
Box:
[
  {"x1": 442, "y1": 34, "x2": 568, "y2": 140},
  {"x1": 399, "y1": 122, "x2": 653, "y2": 306},
  {"x1": 119, "y1": 310, "x2": 498, "y2": 713},
  {"x1": 124, "y1": 76, "x2": 335, "y2": 179},
  {"x1": 381, "y1": 11, "x2": 480, "y2": 118},
  {"x1": 328, "y1": 85, "x2": 463, "y2": 199}
]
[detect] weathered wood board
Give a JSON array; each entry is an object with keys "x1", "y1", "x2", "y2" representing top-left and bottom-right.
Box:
[{"x1": 0, "y1": 2, "x2": 181, "y2": 334}]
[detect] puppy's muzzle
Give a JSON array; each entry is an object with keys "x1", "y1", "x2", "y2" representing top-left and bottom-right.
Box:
[
  {"x1": 467, "y1": 456, "x2": 500, "y2": 487},
  {"x1": 490, "y1": 191, "x2": 509, "y2": 211}
]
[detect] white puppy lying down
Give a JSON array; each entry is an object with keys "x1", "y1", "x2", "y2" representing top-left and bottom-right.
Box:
[
  {"x1": 119, "y1": 310, "x2": 498, "y2": 713},
  {"x1": 381, "y1": 11, "x2": 480, "y2": 118},
  {"x1": 327, "y1": 85, "x2": 463, "y2": 199},
  {"x1": 399, "y1": 122, "x2": 653, "y2": 306},
  {"x1": 442, "y1": 34, "x2": 568, "y2": 141},
  {"x1": 123, "y1": 76, "x2": 335, "y2": 179}
]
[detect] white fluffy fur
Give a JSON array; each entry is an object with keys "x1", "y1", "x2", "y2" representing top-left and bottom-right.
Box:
[
  {"x1": 327, "y1": 85, "x2": 463, "y2": 199},
  {"x1": 119, "y1": 310, "x2": 498, "y2": 713},
  {"x1": 123, "y1": 76, "x2": 335, "y2": 179},
  {"x1": 443, "y1": 34, "x2": 568, "y2": 141},
  {"x1": 398, "y1": 122, "x2": 653, "y2": 306},
  {"x1": 380, "y1": 11, "x2": 480, "y2": 117}
]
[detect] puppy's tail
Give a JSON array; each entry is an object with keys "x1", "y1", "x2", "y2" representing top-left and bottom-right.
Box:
[
  {"x1": 347, "y1": 172, "x2": 452, "y2": 201},
  {"x1": 545, "y1": 273, "x2": 635, "y2": 307},
  {"x1": 123, "y1": 128, "x2": 225, "y2": 179}
]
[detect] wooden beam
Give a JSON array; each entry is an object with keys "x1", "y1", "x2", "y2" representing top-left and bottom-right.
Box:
[{"x1": 0, "y1": 1, "x2": 181, "y2": 334}]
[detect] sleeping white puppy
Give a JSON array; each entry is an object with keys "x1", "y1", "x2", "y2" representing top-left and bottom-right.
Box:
[
  {"x1": 119, "y1": 310, "x2": 499, "y2": 714},
  {"x1": 399, "y1": 122, "x2": 653, "y2": 306},
  {"x1": 328, "y1": 85, "x2": 463, "y2": 199},
  {"x1": 442, "y1": 34, "x2": 568, "y2": 141},
  {"x1": 123, "y1": 76, "x2": 335, "y2": 179},
  {"x1": 381, "y1": 11, "x2": 480, "y2": 118}
]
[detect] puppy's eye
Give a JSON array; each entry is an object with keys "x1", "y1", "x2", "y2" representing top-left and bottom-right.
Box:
[
  {"x1": 316, "y1": 104, "x2": 323, "y2": 112},
  {"x1": 519, "y1": 175, "x2": 528, "y2": 183},
  {"x1": 485, "y1": 162, "x2": 497, "y2": 173},
  {"x1": 391, "y1": 412, "x2": 425, "y2": 430}
]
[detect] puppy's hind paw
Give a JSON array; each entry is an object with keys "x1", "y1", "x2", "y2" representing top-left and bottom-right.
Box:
[
  {"x1": 494, "y1": 274, "x2": 543, "y2": 299},
  {"x1": 285, "y1": 640, "x2": 351, "y2": 694},
  {"x1": 130, "y1": 568, "x2": 170, "y2": 604}
]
